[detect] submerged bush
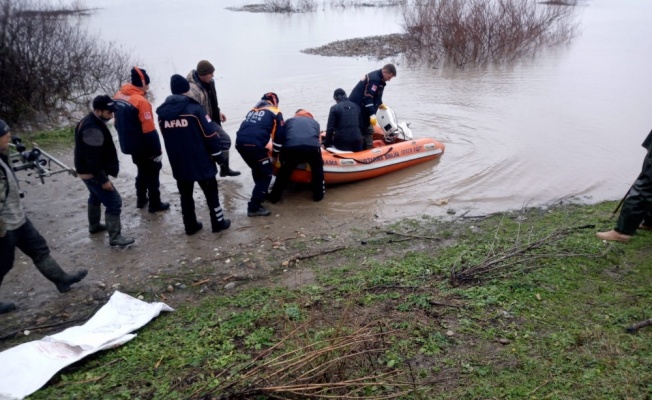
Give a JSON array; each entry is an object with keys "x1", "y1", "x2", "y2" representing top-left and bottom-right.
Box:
[
  {"x1": 401, "y1": 0, "x2": 581, "y2": 67},
  {"x1": 0, "y1": 0, "x2": 137, "y2": 124}
]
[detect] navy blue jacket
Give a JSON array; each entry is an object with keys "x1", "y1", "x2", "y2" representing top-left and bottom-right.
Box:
[
  {"x1": 273, "y1": 114, "x2": 320, "y2": 156},
  {"x1": 156, "y1": 95, "x2": 222, "y2": 182},
  {"x1": 349, "y1": 69, "x2": 386, "y2": 118},
  {"x1": 74, "y1": 112, "x2": 119, "y2": 184},
  {"x1": 325, "y1": 97, "x2": 361, "y2": 148},
  {"x1": 236, "y1": 100, "x2": 285, "y2": 150}
]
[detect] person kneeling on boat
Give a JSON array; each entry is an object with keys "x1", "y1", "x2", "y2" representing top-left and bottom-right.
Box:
[
  {"x1": 324, "y1": 88, "x2": 362, "y2": 152},
  {"x1": 268, "y1": 109, "x2": 324, "y2": 203}
]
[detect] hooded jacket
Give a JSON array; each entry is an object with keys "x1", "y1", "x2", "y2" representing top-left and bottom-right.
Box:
[
  {"x1": 272, "y1": 110, "x2": 321, "y2": 156},
  {"x1": 156, "y1": 95, "x2": 222, "y2": 182},
  {"x1": 186, "y1": 70, "x2": 222, "y2": 126},
  {"x1": 113, "y1": 83, "x2": 162, "y2": 157}
]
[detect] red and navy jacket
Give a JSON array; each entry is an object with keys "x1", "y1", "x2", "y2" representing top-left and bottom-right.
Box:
[
  {"x1": 235, "y1": 100, "x2": 285, "y2": 150},
  {"x1": 113, "y1": 84, "x2": 162, "y2": 158},
  {"x1": 156, "y1": 95, "x2": 222, "y2": 182},
  {"x1": 348, "y1": 69, "x2": 386, "y2": 117}
]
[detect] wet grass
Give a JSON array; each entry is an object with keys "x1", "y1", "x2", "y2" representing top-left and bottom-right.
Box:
[{"x1": 21, "y1": 201, "x2": 652, "y2": 399}]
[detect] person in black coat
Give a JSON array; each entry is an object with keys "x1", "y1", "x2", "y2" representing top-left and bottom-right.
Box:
[
  {"x1": 597, "y1": 129, "x2": 652, "y2": 242},
  {"x1": 156, "y1": 75, "x2": 231, "y2": 235},
  {"x1": 268, "y1": 109, "x2": 324, "y2": 203},
  {"x1": 349, "y1": 64, "x2": 396, "y2": 150},
  {"x1": 74, "y1": 95, "x2": 134, "y2": 247},
  {"x1": 236, "y1": 92, "x2": 285, "y2": 217},
  {"x1": 324, "y1": 88, "x2": 362, "y2": 152}
]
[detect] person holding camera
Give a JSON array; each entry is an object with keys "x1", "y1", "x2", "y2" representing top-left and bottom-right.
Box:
[
  {"x1": 0, "y1": 119, "x2": 87, "y2": 314},
  {"x1": 156, "y1": 75, "x2": 231, "y2": 235},
  {"x1": 74, "y1": 95, "x2": 135, "y2": 247}
]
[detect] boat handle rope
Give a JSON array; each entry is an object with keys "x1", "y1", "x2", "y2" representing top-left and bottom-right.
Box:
[{"x1": 330, "y1": 146, "x2": 394, "y2": 165}]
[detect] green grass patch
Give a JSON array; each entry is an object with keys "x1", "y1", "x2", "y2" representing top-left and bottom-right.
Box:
[{"x1": 22, "y1": 202, "x2": 652, "y2": 399}]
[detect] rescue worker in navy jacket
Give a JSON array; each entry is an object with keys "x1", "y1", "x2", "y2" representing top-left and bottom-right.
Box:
[
  {"x1": 113, "y1": 67, "x2": 170, "y2": 213},
  {"x1": 324, "y1": 88, "x2": 362, "y2": 152},
  {"x1": 236, "y1": 92, "x2": 285, "y2": 217},
  {"x1": 156, "y1": 75, "x2": 231, "y2": 235},
  {"x1": 349, "y1": 64, "x2": 396, "y2": 150},
  {"x1": 597, "y1": 129, "x2": 652, "y2": 242},
  {"x1": 268, "y1": 109, "x2": 324, "y2": 203},
  {"x1": 74, "y1": 95, "x2": 135, "y2": 246}
]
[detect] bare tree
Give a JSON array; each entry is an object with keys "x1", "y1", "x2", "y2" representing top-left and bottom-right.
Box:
[
  {"x1": 401, "y1": 0, "x2": 580, "y2": 67},
  {"x1": 0, "y1": 0, "x2": 138, "y2": 125}
]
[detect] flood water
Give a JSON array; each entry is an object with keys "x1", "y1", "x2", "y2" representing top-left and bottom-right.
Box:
[{"x1": 78, "y1": 0, "x2": 652, "y2": 221}]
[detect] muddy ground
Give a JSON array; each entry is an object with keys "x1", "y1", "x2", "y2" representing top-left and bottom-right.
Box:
[{"x1": 0, "y1": 148, "x2": 385, "y2": 348}]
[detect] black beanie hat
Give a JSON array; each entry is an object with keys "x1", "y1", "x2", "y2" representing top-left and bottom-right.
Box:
[
  {"x1": 261, "y1": 92, "x2": 279, "y2": 107},
  {"x1": 170, "y1": 74, "x2": 190, "y2": 95},
  {"x1": 0, "y1": 119, "x2": 9, "y2": 138},
  {"x1": 131, "y1": 66, "x2": 151, "y2": 87},
  {"x1": 333, "y1": 88, "x2": 346, "y2": 101}
]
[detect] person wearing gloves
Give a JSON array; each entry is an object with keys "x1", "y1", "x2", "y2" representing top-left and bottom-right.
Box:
[
  {"x1": 156, "y1": 75, "x2": 231, "y2": 235},
  {"x1": 74, "y1": 95, "x2": 135, "y2": 246},
  {"x1": 236, "y1": 92, "x2": 285, "y2": 217},
  {"x1": 0, "y1": 119, "x2": 87, "y2": 314},
  {"x1": 268, "y1": 109, "x2": 324, "y2": 203},
  {"x1": 348, "y1": 64, "x2": 396, "y2": 150},
  {"x1": 324, "y1": 88, "x2": 362, "y2": 152},
  {"x1": 597, "y1": 129, "x2": 652, "y2": 242},
  {"x1": 113, "y1": 66, "x2": 170, "y2": 213},
  {"x1": 186, "y1": 60, "x2": 240, "y2": 177}
]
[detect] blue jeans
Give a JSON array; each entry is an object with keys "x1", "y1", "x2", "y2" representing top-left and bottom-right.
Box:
[
  {"x1": 0, "y1": 218, "x2": 50, "y2": 286},
  {"x1": 82, "y1": 178, "x2": 123, "y2": 216}
]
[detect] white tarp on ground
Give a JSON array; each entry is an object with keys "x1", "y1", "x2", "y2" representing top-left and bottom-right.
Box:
[{"x1": 0, "y1": 291, "x2": 173, "y2": 400}]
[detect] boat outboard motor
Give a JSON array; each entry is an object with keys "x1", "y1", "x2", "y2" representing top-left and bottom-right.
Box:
[{"x1": 376, "y1": 105, "x2": 413, "y2": 143}]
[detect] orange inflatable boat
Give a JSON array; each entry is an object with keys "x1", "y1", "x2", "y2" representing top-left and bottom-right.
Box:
[{"x1": 272, "y1": 106, "x2": 446, "y2": 185}]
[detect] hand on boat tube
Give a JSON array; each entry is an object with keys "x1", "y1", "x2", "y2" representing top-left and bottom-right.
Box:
[{"x1": 370, "y1": 114, "x2": 377, "y2": 126}]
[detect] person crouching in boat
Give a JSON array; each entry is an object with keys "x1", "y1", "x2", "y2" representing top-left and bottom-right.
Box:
[
  {"x1": 324, "y1": 88, "x2": 362, "y2": 152},
  {"x1": 268, "y1": 109, "x2": 325, "y2": 203},
  {"x1": 236, "y1": 92, "x2": 285, "y2": 217}
]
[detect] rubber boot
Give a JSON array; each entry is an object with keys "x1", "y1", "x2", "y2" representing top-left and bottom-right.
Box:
[
  {"x1": 0, "y1": 302, "x2": 16, "y2": 314},
  {"x1": 219, "y1": 151, "x2": 241, "y2": 177},
  {"x1": 34, "y1": 255, "x2": 88, "y2": 293},
  {"x1": 88, "y1": 203, "x2": 107, "y2": 234},
  {"x1": 106, "y1": 213, "x2": 135, "y2": 246}
]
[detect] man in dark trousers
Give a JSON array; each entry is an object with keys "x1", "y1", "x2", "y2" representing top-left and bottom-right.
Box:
[
  {"x1": 113, "y1": 66, "x2": 170, "y2": 213},
  {"x1": 156, "y1": 75, "x2": 231, "y2": 235},
  {"x1": 268, "y1": 109, "x2": 324, "y2": 203},
  {"x1": 349, "y1": 64, "x2": 396, "y2": 150},
  {"x1": 236, "y1": 92, "x2": 285, "y2": 217},
  {"x1": 187, "y1": 60, "x2": 240, "y2": 177},
  {"x1": 0, "y1": 119, "x2": 87, "y2": 314},
  {"x1": 324, "y1": 88, "x2": 362, "y2": 152},
  {"x1": 597, "y1": 129, "x2": 652, "y2": 242},
  {"x1": 74, "y1": 95, "x2": 135, "y2": 246}
]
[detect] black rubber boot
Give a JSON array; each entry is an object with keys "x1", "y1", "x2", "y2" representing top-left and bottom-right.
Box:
[
  {"x1": 136, "y1": 197, "x2": 149, "y2": 209},
  {"x1": 34, "y1": 255, "x2": 88, "y2": 293},
  {"x1": 0, "y1": 302, "x2": 16, "y2": 314},
  {"x1": 106, "y1": 213, "x2": 135, "y2": 246},
  {"x1": 219, "y1": 151, "x2": 241, "y2": 177},
  {"x1": 148, "y1": 201, "x2": 170, "y2": 213},
  {"x1": 247, "y1": 205, "x2": 271, "y2": 217},
  {"x1": 211, "y1": 218, "x2": 231, "y2": 233},
  {"x1": 88, "y1": 203, "x2": 107, "y2": 234}
]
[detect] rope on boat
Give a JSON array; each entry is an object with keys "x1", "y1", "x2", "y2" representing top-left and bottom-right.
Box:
[{"x1": 330, "y1": 146, "x2": 395, "y2": 165}]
